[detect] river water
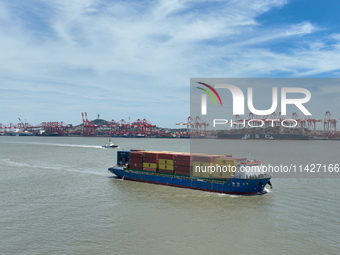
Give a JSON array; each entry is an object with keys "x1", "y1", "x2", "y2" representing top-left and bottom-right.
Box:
[{"x1": 0, "y1": 136, "x2": 339, "y2": 254}]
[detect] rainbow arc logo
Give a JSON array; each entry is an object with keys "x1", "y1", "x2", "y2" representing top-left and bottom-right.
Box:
[{"x1": 196, "y1": 82, "x2": 223, "y2": 106}]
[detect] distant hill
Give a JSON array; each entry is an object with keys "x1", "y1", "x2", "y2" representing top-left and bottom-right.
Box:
[
  {"x1": 70, "y1": 119, "x2": 187, "y2": 132},
  {"x1": 91, "y1": 119, "x2": 111, "y2": 126},
  {"x1": 69, "y1": 119, "x2": 111, "y2": 131}
]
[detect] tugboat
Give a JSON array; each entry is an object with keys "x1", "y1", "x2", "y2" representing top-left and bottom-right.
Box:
[{"x1": 102, "y1": 138, "x2": 118, "y2": 148}]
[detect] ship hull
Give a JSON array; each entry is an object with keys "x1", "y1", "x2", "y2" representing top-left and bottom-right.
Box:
[
  {"x1": 218, "y1": 133, "x2": 309, "y2": 140},
  {"x1": 8, "y1": 132, "x2": 34, "y2": 136},
  {"x1": 108, "y1": 167, "x2": 271, "y2": 195}
]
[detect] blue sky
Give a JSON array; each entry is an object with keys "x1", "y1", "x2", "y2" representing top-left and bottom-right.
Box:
[{"x1": 1, "y1": 0, "x2": 340, "y2": 128}]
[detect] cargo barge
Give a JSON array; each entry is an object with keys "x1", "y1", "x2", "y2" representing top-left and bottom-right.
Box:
[
  {"x1": 217, "y1": 125, "x2": 312, "y2": 140},
  {"x1": 108, "y1": 150, "x2": 272, "y2": 195},
  {"x1": 218, "y1": 133, "x2": 309, "y2": 140}
]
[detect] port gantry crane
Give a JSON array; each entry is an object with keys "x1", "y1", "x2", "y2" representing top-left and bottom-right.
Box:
[
  {"x1": 176, "y1": 116, "x2": 209, "y2": 136},
  {"x1": 323, "y1": 111, "x2": 337, "y2": 136},
  {"x1": 82, "y1": 112, "x2": 96, "y2": 136}
]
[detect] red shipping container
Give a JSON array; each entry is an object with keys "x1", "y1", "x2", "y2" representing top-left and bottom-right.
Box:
[
  {"x1": 142, "y1": 158, "x2": 158, "y2": 164},
  {"x1": 174, "y1": 160, "x2": 190, "y2": 167},
  {"x1": 174, "y1": 171, "x2": 190, "y2": 175},
  {"x1": 158, "y1": 153, "x2": 175, "y2": 159},
  {"x1": 130, "y1": 157, "x2": 142, "y2": 161},
  {"x1": 192, "y1": 155, "x2": 220, "y2": 163},
  {"x1": 159, "y1": 169, "x2": 174, "y2": 173},
  {"x1": 143, "y1": 152, "x2": 160, "y2": 159},
  {"x1": 174, "y1": 165, "x2": 190, "y2": 172},
  {"x1": 130, "y1": 152, "x2": 144, "y2": 159},
  {"x1": 130, "y1": 158, "x2": 143, "y2": 164},
  {"x1": 174, "y1": 154, "x2": 191, "y2": 161},
  {"x1": 130, "y1": 149, "x2": 145, "y2": 152}
]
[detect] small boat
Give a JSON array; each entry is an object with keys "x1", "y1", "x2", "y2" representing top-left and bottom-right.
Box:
[{"x1": 102, "y1": 138, "x2": 118, "y2": 148}]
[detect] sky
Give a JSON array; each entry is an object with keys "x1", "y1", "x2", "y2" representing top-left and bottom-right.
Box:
[{"x1": 1, "y1": 0, "x2": 340, "y2": 128}]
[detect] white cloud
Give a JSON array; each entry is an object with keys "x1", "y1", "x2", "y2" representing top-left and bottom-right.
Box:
[
  {"x1": 329, "y1": 33, "x2": 340, "y2": 41},
  {"x1": 285, "y1": 21, "x2": 317, "y2": 36}
]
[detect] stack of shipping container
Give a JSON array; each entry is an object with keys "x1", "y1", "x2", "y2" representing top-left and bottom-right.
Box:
[
  {"x1": 129, "y1": 151, "x2": 143, "y2": 170},
  {"x1": 192, "y1": 154, "x2": 222, "y2": 178},
  {"x1": 174, "y1": 153, "x2": 191, "y2": 176},
  {"x1": 142, "y1": 151, "x2": 159, "y2": 171},
  {"x1": 126, "y1": 150, "x2": 246, "y2": 180},
  {"x1": 158, "y1": 152, "x2": 175, "y2": 174},
  {"x1": 211, "y1": 157, "x2": 238, "y2": 179}
]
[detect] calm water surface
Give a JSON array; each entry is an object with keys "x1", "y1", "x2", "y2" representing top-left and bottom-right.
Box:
[{"x1": 0, "y1": 136, "x2": 339, "y2": 254}]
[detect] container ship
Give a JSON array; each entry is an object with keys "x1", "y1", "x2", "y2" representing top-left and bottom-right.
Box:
[
  {"x1": 218, "y1": 126, "x2": 310, "y2": 140},
  {"x1": 108, "y1": 150, "x2": 272, "y2": 195}
]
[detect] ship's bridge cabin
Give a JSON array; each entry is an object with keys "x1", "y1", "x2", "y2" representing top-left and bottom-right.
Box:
[{"x1": 233, "y1": 160, "x2": 263, "y2": 179}]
